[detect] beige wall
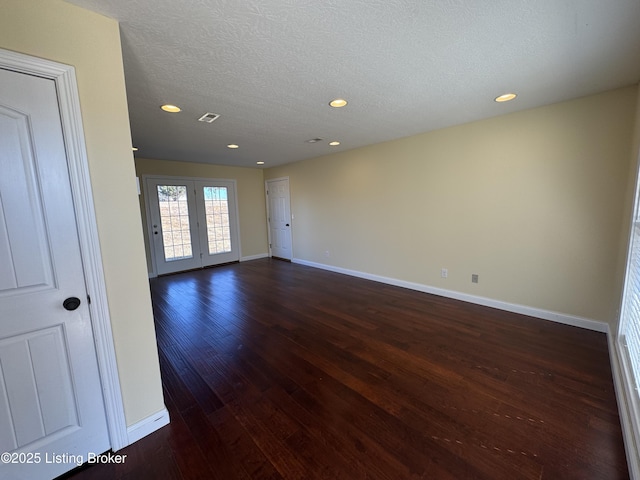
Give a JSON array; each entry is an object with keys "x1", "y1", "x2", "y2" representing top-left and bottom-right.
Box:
[
  {"x1": 266, "y1": 86, "x2": 639, "y2": 325},
  {"x1": 613, "y1": 84, "x2": 640, "y2": 332},
  {"x1": 135, "y1": 158, "x2": 268, "y2": 273},
  {"x1": 1, "y1": 0, "x2": 164, "y2": 425}
]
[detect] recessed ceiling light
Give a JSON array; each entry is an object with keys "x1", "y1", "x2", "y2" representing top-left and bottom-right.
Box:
[
  {"x1": 329, "y1": 141, "x2": 340, "y2": 146},
  {"x1": 227, "y1": 144, "x2": 239, "y2": 149},
  {"x1": 306, "y1": 138, "x2": 323, "y2": 143},
  {"x1": 495, "y1": 93, "x2": 517, "y2": 103},
  {"x1": 329, "y1": 98, "x2": 348, "y2": 108},
  {"x1": 160, "y1": 104, "x2": 181, "y2": 113},
  {"x1": 132, "y1": 147, "x2": 138, "y2": 152},
  {"x1": 257, "y1": 161, "x2": 265, "y2": 165}
]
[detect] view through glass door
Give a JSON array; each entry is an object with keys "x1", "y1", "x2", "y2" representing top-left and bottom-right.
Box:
[{"x1": 145, "y1": 177, "x2": 240, "y2": 275}]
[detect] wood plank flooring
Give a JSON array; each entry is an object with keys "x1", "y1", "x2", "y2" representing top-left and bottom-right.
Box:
[{"x1": 62, "y1": 258, "x2": 629, "y2": 479}]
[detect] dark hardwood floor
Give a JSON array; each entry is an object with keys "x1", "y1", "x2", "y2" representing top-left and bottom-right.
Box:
[{"x1": 64, "y1": 258, "x2": 629, "y2": 479}]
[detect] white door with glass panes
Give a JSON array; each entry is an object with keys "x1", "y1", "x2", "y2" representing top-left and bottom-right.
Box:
[
  {"x1": 146, "y1": 177, "x2": 240, "y2": 275},
  {"x1": 194, "y1": 181, "x2": 240, "y2": 265}
]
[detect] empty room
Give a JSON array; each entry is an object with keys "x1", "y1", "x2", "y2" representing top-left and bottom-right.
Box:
[{"x1": 2, "y1": 0, "x2": 640, "y2": 479}]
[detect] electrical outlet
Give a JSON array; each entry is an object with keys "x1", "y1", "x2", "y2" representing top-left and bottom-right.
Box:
[
  {"x1": 441, "y1": 268, "x2": 448, "y2": 278},
  {"x1": 324, "y1": 250, "x2": 330, "y2": 258},
  {"x1": 472, "y1": 274, "x2": 479, "y2": 283}
]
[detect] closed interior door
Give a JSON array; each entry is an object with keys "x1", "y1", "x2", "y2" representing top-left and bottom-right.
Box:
[
  {"x1": 267, "y1": 178, "x2": 292, "y2": 260},
  {"x1": 146, "y1": 177, "x2": 240, "y2": 275},
  {"x1": 0, "y1": 68, "x2": 109, "y2": 478}
]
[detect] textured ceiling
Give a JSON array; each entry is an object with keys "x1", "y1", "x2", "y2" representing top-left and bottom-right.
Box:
[{"x1": 67, "y1": 0, "x2": 640, "y2": 168}]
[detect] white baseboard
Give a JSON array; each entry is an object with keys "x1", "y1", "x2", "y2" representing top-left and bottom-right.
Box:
[
  {"x1": 240, "y1": 253, "x2": 269, "y2": 262},
  {"x1": 126, "y1": 407, "x2": 170, "y2": 446},
  {"x1": 608, "y1": 329, "x2": 640, "y2": 479},
  {"x1": 292, "y1": 258, "x2": 608, "y2": 333}
]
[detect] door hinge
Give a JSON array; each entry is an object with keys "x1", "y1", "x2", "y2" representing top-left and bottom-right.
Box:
[{"x1": 87, "y1": 294, "x2": 91, "y2": 305}]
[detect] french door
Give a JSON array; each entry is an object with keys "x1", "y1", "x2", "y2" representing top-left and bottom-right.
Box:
[{"x1": 145, "y1": 177, "x2": 240, "y2": 275}]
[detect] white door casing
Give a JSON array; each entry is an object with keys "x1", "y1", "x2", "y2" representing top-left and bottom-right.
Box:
[
  {"x1": 0, "y1": 49, "x2": 128, "y2": 478},
  {"x1": 266, "y1": 178, "x2": 292, "y2": 260},
  {"x1": 145, "y1": 176, "x2": 240, "y2": 275}
]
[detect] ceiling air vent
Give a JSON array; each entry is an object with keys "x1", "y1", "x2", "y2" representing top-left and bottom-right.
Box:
[{"x1": 198, "y1": 112, "x2": 221, "y2": 123}]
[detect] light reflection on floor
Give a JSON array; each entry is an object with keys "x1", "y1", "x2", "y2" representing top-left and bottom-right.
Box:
[{"x1": 153, "y1": 267, "x2": 246, "y2": 361}]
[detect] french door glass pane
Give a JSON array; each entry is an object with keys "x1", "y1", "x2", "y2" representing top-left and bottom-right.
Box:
[
  {"x1": 203, "y1": 186, "x2": 231, "y2": 254},
  {"x1": 157, "y1": 185, "x2": 193, "y2": 261}
]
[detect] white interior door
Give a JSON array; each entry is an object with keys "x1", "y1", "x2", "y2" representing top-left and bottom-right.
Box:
[
  {"x1": 0, "y1": 68, "x2": 109, "y2": 478},
  {"x1": 266, "y1": 178, "x2": 292, "y2": 260},
  {"x1": 146, "y1": 177, "x2": 240, "y2": 275}
]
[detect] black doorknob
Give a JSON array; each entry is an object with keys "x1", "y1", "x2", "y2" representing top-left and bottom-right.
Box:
[
  {"x1": 63, "y1": 297, "x2": 81, "y2": 311},
  {"x1": 285, "y1": 224, "x2": 290, "y2": 226}
]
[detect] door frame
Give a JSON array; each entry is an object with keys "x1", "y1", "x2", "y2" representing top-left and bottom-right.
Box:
[
  {"x1": 142, "y1": 174, "x2": 242, "y2": 277},
  {"x1": 265, "y1": 177, "x2": 293, "y2": 260},
  {"x1": 0, "y1": 49, "x2": 128, "y2": 450}
]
